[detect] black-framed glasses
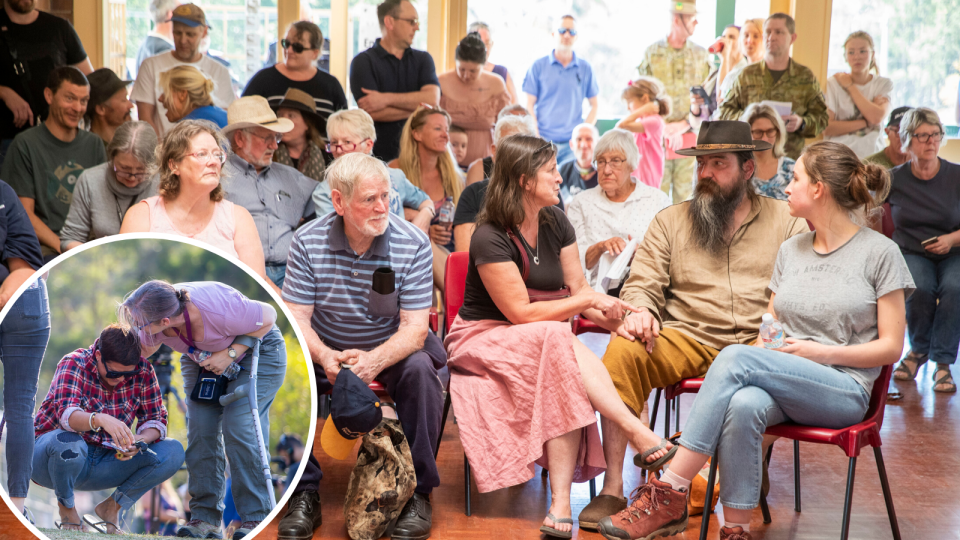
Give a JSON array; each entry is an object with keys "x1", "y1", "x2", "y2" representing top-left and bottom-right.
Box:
[
  {"x1": 246, "y1": 130, "x2": 283, "y2": 145},
  {"x1": 913, "y1": 131, "x2": 944, "y2": 143},
  {"x1": 113, "y1": 165, "x2": 149, "y2": 182},
  {"x1": 325, "y1": 138, "x2": 370, "y2": 154},
  {"x1": 393, "y1": 17, "x2": 420, "y2": 26},
  {"x1": 281, "y1": 39, "x2": 315, "y2": 54},
  {"x1": 557, "y1": 27, "x2": 578, "y2": 36}
]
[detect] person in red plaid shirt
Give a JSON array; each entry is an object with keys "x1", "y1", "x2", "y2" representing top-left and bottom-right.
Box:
[{"x1": 32, "y1": 324, "x2": 185, "y2": 533}]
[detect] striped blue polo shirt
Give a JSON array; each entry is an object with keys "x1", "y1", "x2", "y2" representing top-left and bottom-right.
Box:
[{"x1": 282, "y1": 212, "x2": 433, "y2": 351}]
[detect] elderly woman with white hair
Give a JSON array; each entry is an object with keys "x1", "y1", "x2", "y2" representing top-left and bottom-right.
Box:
[
  {"x1": 741, "y1": 102, "x2": 795, "y2": 200},
  {"x1": 566, "y1": 129, "x2": 670, "y2": 291},
  {"x1": 61, "y1": 121, "x2": 159, "y2": 251},
  {"x1": 887, "y1": 107, "x2": 960, "y2": 393},
  {"x1": 312, "y1": 108, "x2": 434, "y2": 233}
]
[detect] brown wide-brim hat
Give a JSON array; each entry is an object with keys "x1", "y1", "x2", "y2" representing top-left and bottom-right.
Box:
[
  {"x1": 223, "y1": 95, "x2": 294, "y2": 136},
  {"x1": 272, "y1": 88, "x2": 323, "y2": 128},
  {"x1": 674, "y1": 120, "x2": 772, "y2": 157}
]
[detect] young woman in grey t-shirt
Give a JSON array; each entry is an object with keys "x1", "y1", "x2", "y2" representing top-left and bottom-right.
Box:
[{"x1": 600, "y1": 141, "x2": 914, "y2": 540}]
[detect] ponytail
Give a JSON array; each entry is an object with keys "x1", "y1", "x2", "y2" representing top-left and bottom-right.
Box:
[{"x1": 800, "y1": 141, "x2": 889, "y2": 225}]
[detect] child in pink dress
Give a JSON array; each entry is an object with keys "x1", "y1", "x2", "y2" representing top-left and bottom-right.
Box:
[{"x1": 617, "y1": 77, "x2": 670, "y2": 189}]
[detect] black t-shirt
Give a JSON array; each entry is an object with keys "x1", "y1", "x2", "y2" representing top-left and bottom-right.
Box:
[
  {"x1": 769, "y1": 68, "x2": 787, "y2": 84},
  {"x1": 559, "y1": 160, "x2": 598, "y2": 203},
  {"x1": 452, "y1": 179, "x2": 563, "y2": 228},
  {"x1": 459, "y1": 206, "x2": 577, "y2": 322},
  {"x1": 242, "y1": 65, "x2": 348, "y2": 139},
  {"x1": 0, "y1": 11, "x2": 87, "y2": 140},
  {"x1": 887, "y1": 158, "x2": 960, "y2": 258}
]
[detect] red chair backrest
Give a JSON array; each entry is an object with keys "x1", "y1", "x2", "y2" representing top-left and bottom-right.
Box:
[
  {"x1": 881, "y1": 202, "x2": 894, "y2": 239},
  {"x1": 864, "y1": 363, "x2": 894, "y2": 430},
  {"x1": 444, "y1": 252, "x2": 470, "y2": 331}
]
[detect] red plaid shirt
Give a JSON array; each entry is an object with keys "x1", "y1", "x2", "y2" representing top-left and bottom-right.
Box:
[{"x1": 34, "y1": 341, "x2": 168, "y2": 449}]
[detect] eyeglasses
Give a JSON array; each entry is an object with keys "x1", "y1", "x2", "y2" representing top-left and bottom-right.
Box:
[
  {"x1": 280, "y1": 39, "x2": 315, "y2": 54},
  {"x1": 183, "y1": 150, "x2": 227, "y2": 165},
  {"x1": 113, "y1": 165, "x2": 149, "y2": 182},
  {"x1": 557, "y1": 27, "x2": 578, "y2": 36},
  {"x1": 393, "y1": 17, "x2": 419, "y2": 26},
  {"x1": 751, "y1": 128, "x2": 779, "y2": 139},
  {"x1": 912, "y1": 131, "x2": 944, "y2": 143},
  {"x1": 246, "y1": 130, "x2": 283, "y2": 145},
  {"x1": 325, "y1": 138, "x2": 370, "y2": 154},
  {"x1": 595, "y1": 158, "x2": 627, "y2": 169}
]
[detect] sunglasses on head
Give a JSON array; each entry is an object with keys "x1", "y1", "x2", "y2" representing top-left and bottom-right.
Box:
[
  {"x1": 557, "y1": 28, "x2": 577, "y2": 36},
  {"x1": 281, "y1": 39, "x2": 315, "y2": 54},
  {"x1": 96, "y1": 344, "x2": 142, "y2": 380}
]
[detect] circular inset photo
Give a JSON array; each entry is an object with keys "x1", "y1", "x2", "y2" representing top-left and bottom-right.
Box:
[{"x1": 0, "y1": 236, "x2": 315, "y2": 540}]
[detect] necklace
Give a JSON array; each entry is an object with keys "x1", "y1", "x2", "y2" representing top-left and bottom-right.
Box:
[{"x1": 518, "y1": 222, "x2": 540, "y2": 265}]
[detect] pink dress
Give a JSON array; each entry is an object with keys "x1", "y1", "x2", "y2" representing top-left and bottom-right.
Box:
[
  {"x1": 632, "y1": 115, "x2": 666, "y2": 188},
  {"x1": 441, "y1": 92, "x2": 512, "y2": 165},
  {"x1": 143, "y1": 196, "x2": 239, "y2": 256},
  {"x1": 444, "y1": 315, "x2": 606, "y2": 493}
]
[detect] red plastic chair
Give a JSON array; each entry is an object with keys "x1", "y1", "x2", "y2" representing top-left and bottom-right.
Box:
[
  {"x1": 443, "y1": 252, "x2": 475, "y2": 514},
  {"x1": 881, "y1": 202, "x2": 895, "y2": 239},
  {"x1": 648, "y1": 377, "x2": 704, "y2": 439},
  {"x1": 699, "y1": 364, "x2": 901, "y2": 540}
]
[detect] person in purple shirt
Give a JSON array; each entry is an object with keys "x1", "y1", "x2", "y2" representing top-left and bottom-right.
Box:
[{"x1": 119, "y1": 280, "x2": 286, "y2": 539}]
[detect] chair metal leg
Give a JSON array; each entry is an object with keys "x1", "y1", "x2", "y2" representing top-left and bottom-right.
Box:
[
  {"x1": 649, "y1": 388, "x2": 662, "y2": 432},
  {"x1": 699, "y1": 457, "x2": 719, "y2": 540},
  {"x1": 320, "y1": 394, "x2": 331, "y2": 419},
  {"x1": 663, "y1": 396, "x2": 671, "y2": 439},
  {"x1": 793, "y1": 439, "x2": 801, "y2": 512},
  {"x1": 874, "y1": 447, "x2": 902, "y2": 540},
  {"x1": 840, "y1": 457, "x2": 857, "y2": 540},
  {"x1": 435, "y1": 391, "x2": 451, "y2": 460},
  {"x1": 589, "y1": 478, "x2": 597, "y2": 500},
  {"x1": 464, "y1": 454, "x2": 472, "y2": 516},
  {"x1": 759, "y1": 443, "x2": 774, "y2": 524},
  {"x1": 674, "y1": 396, "x2": 680, "y2": 434}
]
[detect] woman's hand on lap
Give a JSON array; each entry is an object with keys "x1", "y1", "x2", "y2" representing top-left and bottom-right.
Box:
[
  {"x1": 777, "y1": 338, "x2": 827, "y2": 363},
  {"x1": 429, "y1": 224, "x2": 452, "y2": 246},
  {"x1": 924, "y1": 236, "x2": 954, "y2": 255}
]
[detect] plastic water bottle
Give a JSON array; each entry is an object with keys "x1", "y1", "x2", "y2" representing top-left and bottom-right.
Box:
[
  {"x1": 438, "y1": 196, "x2": 455, "y2": 230},
  {"x1": 759, "y1": 313, "x2": 785, "y2": 349}
]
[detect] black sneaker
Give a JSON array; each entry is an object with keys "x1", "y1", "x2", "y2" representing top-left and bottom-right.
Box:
[
  {"x1": 278, "y1": 491, "x2": 322, "y2": 540},
  {"x1": 391, "y1": 493, "x2": 431, "y2": 540}
]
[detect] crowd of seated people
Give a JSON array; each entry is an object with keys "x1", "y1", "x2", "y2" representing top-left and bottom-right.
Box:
[{"x1": 0, "y1": 0, "x2": 957, "y2": 539}]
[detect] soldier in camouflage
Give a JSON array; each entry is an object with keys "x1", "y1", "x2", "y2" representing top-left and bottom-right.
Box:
[
  {"x1": 718, "y1": 13, "x2": 828, "y2": 160},
  {"x1": 637, "y1": 0, "x2": 711, "y2": 203}
]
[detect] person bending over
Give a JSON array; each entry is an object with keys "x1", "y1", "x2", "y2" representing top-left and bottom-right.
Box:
[{"x1": 32, "y1": 324, "x2": 184, "y2": 533}]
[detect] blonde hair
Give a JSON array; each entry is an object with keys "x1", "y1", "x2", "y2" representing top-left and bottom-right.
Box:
[
  {"x1": 398, "y1": 106, "x2": 463, "y2": 204},
  {"x1": 843, "y1": 31, "x2": 879, "y2": 75},
  {"x1": 156, "y1": 120, "x2": 227, "y2": 202},
  {"x1": 159, "y1": 65, "x2": 215, "y2": 118},
  {"x1": 326, "y1": 108, "x2": 377, "y2": 143},
  {"x1": 741, "y1": 102, "x2": 788, "y2": 158},
  {"x1": 622, "y1": 77, "x2": 672, "y2": 117}
]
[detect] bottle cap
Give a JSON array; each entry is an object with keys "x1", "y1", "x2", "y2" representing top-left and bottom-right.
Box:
[{"x1": 762, "y1": 313, "x2": 774, "y2": 324}]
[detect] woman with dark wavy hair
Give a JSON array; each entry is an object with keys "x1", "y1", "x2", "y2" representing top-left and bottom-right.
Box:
[{"x1": 444, "y1": 134, "x2": 677, "y2": 537}]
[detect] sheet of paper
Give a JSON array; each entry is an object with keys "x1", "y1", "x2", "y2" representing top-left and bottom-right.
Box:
[
  {"x1": 596, "y1": 238, "x2": 639, "y2": 292},
  {"x1": 760, "y1": 100, "x2": 793, "y2": 117}
]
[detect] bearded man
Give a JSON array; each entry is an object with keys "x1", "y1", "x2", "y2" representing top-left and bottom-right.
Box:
[{"x1": 576, "y1": 120, "x2": 809, "y2": 530}]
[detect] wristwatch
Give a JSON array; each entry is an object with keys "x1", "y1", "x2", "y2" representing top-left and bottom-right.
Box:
[{"x1": 227, "y1": 347, "x2": 238, "y2": 359}]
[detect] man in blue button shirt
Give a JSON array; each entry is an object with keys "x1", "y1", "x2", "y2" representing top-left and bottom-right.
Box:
[
  {"x1": 522, "y1": 14, "x2": 599, "y2": 165},
  {"x1": 349, "y1": 0, "x2": 440, "y2": 162}
]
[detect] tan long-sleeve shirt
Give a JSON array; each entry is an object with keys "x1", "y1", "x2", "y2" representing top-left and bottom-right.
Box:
[{"x1": 620, "y1": 195, "x2": 809, "y2": 350}]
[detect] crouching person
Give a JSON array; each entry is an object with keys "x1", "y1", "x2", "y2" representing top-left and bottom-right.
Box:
[{"x1": 32, "y1": 324, "x2": 184, "y2": 533}]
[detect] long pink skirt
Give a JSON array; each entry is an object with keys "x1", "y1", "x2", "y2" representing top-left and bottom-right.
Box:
[{"x1": 444, "y1": 315, "x2": 606, "y2": 493}]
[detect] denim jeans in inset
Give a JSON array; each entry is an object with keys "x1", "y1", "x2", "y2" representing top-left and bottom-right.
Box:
[
  {"x1": 1, "y1": 279, "x2": 51, "y2": 497},
  {"x1": 901, "y1": 252, "x2": 960, "y2": 365},
  {"x1": 265, "y1": 264, "x2": 287, "y2": 290},
  {"x1": 31, "y1": 429, "x2": 184, "y2": 510},
  {"x1": 677, "y1": 345, "x2": 870, "y2": 510},
  {"x1": 181, "y1": 325, "x2": 286, "y2": 524}
]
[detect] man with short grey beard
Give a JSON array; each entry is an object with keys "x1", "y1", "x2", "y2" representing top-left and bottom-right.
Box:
[{"x1": 579, "y1": 121, "x2": 808, "y2": 527}]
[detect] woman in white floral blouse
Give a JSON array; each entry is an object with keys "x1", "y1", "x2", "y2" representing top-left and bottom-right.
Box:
[{"x1": 742, "y1": 103, "x2": 795, "y2": 200}]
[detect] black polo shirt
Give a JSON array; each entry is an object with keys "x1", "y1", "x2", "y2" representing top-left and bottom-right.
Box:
[{"x1": 349, "y1": 38, "x2": 439, "y2": 161}]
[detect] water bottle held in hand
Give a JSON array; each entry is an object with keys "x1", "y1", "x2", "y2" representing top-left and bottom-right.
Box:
[
  {"x1": 759, "y1": 313, "x2": 785, "y2": 349},
  {"x1": 438, "y1": 196, "x2": 455, "y2": 231}
]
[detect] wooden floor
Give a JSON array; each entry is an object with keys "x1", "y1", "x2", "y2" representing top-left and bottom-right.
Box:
[{"x1": 2, "y1": 361, "x2": 957, "y2": 539}]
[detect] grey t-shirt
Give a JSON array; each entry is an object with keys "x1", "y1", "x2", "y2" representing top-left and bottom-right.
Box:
[{"x1": 769, "y1": 228, "x2": 915, "y2": 391}]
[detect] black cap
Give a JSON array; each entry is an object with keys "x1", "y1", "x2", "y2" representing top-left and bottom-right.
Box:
[
  {"x1": 87, "y1": 68, "x2": 132, "y2": 113},
  {"x1": 320, "y1": 368, "x2": 382, "y2": 459},
  {"x1": 887, "y1": 106, "x2": 912, "y2": 129}
]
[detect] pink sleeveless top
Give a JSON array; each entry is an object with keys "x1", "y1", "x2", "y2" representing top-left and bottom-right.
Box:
[{"x1": 143, "y1": 196, "x2": 238, "y2": 256}]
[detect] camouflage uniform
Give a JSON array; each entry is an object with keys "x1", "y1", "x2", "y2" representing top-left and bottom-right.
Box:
[
  {"x1": 638, "y1": 39, "x2": 711, "y2": 203},
  {"x1": 718, "y1": 59, "x2": 828, "y2": 160}
]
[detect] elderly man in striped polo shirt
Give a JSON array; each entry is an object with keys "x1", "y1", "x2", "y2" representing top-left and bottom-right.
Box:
[{"x1": 280, "y1": 152, "x2": 445, "y2": 540}]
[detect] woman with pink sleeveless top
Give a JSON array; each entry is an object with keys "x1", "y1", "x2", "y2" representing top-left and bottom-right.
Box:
[{"x1": 120, "y1": 121, "x2": 271, "y2": 287}]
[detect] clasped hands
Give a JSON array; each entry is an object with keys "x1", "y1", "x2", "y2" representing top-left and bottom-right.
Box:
[{"x1": 322, "y1": 349, "x2": 383, "y2": 385}]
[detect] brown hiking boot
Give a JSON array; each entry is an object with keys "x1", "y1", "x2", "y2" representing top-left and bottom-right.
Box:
[
  {"x1": 597, "y1": 477, "x2": 688, "y2": 540},
  {"x1": 720, "y1": 526, "x2": 753, "y2": 540}
]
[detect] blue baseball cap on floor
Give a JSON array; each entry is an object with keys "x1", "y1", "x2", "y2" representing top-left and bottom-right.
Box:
[{"x1": 320, "y1": 368, "x2": 383, "y2": 460}]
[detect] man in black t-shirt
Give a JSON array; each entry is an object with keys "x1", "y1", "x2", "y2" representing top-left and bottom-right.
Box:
[
  {"x1": 0, "y1": 0, "x2": 92, "y2": 159},
  {"x1": 349, "y1": 0, "x2": 440, "y2": 161},
  {"x1": 452, "y1": 180, "x2": 564, "y2": 253},
  {"x1": 558, "y1": 123, "x2": 599, "y2": 205}
]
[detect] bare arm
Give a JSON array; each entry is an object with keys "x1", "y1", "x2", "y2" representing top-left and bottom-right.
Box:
[
  {"x1": 525, "y1": 93, "x2": 538, "y2": 127},
  {"x1": 358, "y1": 85, "x2": 440, "y2": 117},
  {"x1": 504, "y1": 71, "x2": 519, "y2": 104},
  {"x1": 845, "y1": 86, "x2": 890, "y2": 127},
  {"x1": 823, "y1": 109, "x2": 872, "y2": 137},
  {"x1": 465, "y1": 159, "x2": 485, "y2": 185},
  {"x1": 368, "y1": 106, "x2": 418, "y2": 123},
  {"x1": 119, "y1": 201, "x2": 150, "y2": 233},
  {"x1": 19, "y1": 197, "x2": 60, "y2": 254},
  {"x1": 585, "y1": 96, "x2": 599, "y2": 125},
  {"x1": 136, "y1": 102, "x2": 160, "y2": 136},
  {"x1": 0, "y1": 258, "x2": 37, "y2": 308},
  {"x1": 454, "y1": 223, "x2": 475, "y2": 252},
  {"x1": 71, "y1": 58, "x2": 94, "y2": 75},
  {"x1": 233, "y1": 206, "x2": 281, "y2": 296},
  {"x1": 286, "y1": 301, "x2": 343, "y2": 382}
]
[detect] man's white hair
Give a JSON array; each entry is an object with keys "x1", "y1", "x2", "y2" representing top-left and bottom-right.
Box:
[
  {"x1": 570, "y1": 122, "x2": 599, "y2": 140},
  {"x1": 494, "y1": 115, "x2": 538, "y2": 144},
  {"x1": 150, "y1": 0, "x2": 180, "y2": 25},
  {"x1": 327, "y1": 152, "x2": 391, "y2": 200}
]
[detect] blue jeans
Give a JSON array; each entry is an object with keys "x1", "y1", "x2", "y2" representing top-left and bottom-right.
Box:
[
  {"x1": 555, "y1": 140, "x2": 574, "y2": 166},
  {"x1": 1, "y1": 279, "x2": 50, "y2": 497},
  {"x1": 902, "y1": 252, "x2": 960, "y2": 365},
  {"x1": 181, "y1": 325, "x2": 286, "y2": 524},
  {"x1": 678, "y1": 345, "x2": 870, "y2": 510},
  {"x1": 31, "y1": 429, "x2": 184, "y2": 510},
  {"x1": 265, "y1": 263, "x2": 286, "y2": 290}
]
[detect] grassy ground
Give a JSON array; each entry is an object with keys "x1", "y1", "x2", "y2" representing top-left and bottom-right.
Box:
[{"x1": 39, "y1": 529, "x2": 168, "y2": 540}]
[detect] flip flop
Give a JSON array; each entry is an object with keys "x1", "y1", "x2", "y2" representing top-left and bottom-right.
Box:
[
  {"x1": 83, "y1": 513, "x2": 121, "y2": 534},
  {"x1": 538, "y1": 512, "x2": 573, "y2": 539},
  {"x1": 633, "y1": 437, "x2": 679, "y2": 472},
  {"x1": 55, "y1": 520, "x2": 84, "y2": 531}
]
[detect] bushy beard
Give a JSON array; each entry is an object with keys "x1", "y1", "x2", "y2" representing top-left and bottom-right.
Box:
[{"x1": 688, "y1": 172, "x2": 751, "y2": 256}]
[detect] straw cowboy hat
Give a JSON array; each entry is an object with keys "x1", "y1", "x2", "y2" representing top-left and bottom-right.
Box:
[
  {"x1": 670, "y1": 0, "x2": 698, "y2": 15},
  {"x1": 222, "y1": 95, "x2": 294, "y2": 136},
  {"x1": 674, "y1": 120, "x2": 772, "y2": 157}
]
